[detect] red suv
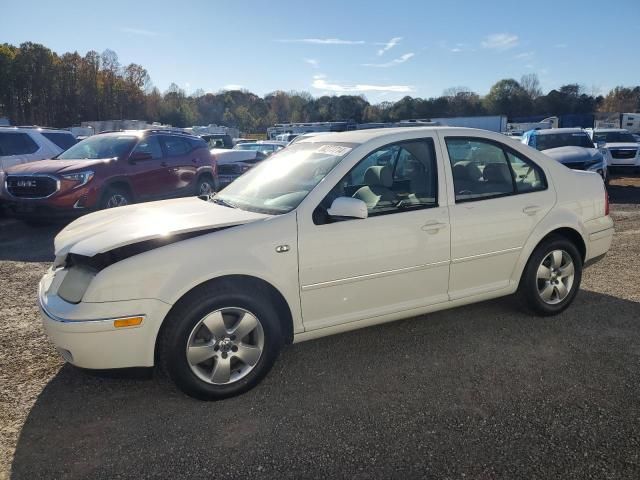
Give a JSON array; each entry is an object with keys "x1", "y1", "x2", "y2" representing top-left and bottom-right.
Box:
[{"x1": 2, "y1": 129, "x2": 218, "y2": 219}]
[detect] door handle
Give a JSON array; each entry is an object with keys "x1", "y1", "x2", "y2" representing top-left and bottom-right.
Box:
[
  {"x1": 160, "y1": 161, "x2": 168, "y2": 167},
  {"x1": 421, "y1": 221, "x2": 447, "y2": 234},
  {"x1": 522, "y1": 205, "x2": 541, "y2": 215}
]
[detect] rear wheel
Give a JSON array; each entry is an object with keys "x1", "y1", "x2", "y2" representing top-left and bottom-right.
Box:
[
  {"x1": 100, "y1": 187, "x2": 131, "y2": 210},
  {"x1": 159, "y1": 282, "x2": 283, "y2": 400},
  {"x1": 518, "y1": 236, "x2": 583, "y2": 316}
]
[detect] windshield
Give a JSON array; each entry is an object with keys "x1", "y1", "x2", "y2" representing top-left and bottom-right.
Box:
[
  {"x1": 235, "y1": 143, "x2": 277, "y2": 152},
  {"x1": 593, "y1": 131, "x2": 637, "y2": 143},
  {"x1": 215, "y1": 142, "x2": 355, "y2": 214},
  {"x1": 535, "y1": 132, "x2": 594, "y2": 151},
  {"x1": 57, "y1": 135, "x2": 137, "y2": 160}
]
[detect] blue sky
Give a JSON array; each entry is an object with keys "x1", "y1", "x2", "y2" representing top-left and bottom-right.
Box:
[{"x1": 2, "y1": 0, "x2": 639, "y2": 102}]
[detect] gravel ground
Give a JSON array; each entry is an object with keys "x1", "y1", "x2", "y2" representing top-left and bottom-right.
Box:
[{"x1": 1, "y1": 175, "x2": 639, "y2": 479}]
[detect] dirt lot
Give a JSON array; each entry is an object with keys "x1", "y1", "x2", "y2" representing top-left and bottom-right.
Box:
[{"x1": 1, "y1": 175, "x2": 639, "y2": 479}]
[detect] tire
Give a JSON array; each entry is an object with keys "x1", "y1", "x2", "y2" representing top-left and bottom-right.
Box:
[
  {"x1": 158, "y1": 281, "x2": 283, "y2": 400},
  {"x1": 100, "y1": 186, "x2": 132, "y2": 210},
  {"x1": 196, "y1": 176, "x2": 215, "y2": 197},
  {"x1": 518, "y1": 235, "x2": 583, "y2": 316}
]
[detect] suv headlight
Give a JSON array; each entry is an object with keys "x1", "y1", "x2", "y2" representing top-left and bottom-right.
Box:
[{"x1": 61, "y1": 171, "x2": 94, "y2": 187}]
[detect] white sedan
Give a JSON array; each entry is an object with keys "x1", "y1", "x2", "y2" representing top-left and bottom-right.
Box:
[{"x1": 38, "y1": 127, "x2": 613, "y2": 399}]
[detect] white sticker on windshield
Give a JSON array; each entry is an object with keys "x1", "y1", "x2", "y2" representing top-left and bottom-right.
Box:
[{"x1": 315, "y1": 145, "x2": 352, "y2": 156}]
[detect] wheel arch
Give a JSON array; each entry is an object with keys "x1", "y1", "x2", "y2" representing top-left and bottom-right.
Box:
[
  {"x1": 153, "y1": 274, "x2": 294, "y2": 366},
  {"x1": 512, "y1": 223, "x2": 587, "y2": 288},
  {"x1": 100, "y1": 178, "x2": 135, "y2": 202}
]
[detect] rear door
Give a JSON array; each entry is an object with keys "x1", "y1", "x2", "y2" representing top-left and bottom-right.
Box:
[
  {"x1": 128, "y1": 135, "x2": 174, "y2": 199},
  {"x1": 442, "y1": 134, "x2": 554, "y2": 300},
  {"x1": 160, "y1": 135, "x2": 195, "y2": 193}
]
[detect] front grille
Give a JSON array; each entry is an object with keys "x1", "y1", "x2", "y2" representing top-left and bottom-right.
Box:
[
  {"x1": 609, "y1": 148, "x2": 637, "y2": 159},
  {"x1": 6, "y1": 175, "x2": 58, "y2": 198},
  {"x1": 218, "y1": 164, "x2": 240, "y2": 175}
]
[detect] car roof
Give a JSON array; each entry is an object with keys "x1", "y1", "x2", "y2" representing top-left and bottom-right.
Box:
[
  {"x1": 295, "y1": 126, "x2": 489, "y2": 145},
  {"x1": 529, "y1": 128, "x2": 585, "y2": 135},
  {"x1": 0, "y1": 126, "x2": 70, "y2": 133},
  {"x1": 592, "y1": 128, "x2": 628, "y2": 132}
]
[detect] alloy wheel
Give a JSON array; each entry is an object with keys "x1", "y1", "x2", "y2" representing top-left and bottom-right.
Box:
[
  {"x1": 105, "y1": 194, "x2": 129, "y2": 208},
  {"x1": 536, "y1": 249, "x2": 575, "y2": 305},
  {"x1": 199, "y1": 181, "x2": 213, "y2": 195},
  {"x1": 186, "y1": 307, "x2": 265, "y2": 385}
]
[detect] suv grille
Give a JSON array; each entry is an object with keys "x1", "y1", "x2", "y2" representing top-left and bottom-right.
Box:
[
  {"x1": 218, "y1": 164, "x2": 240, "y2": 175},
  {"x1": 609, "y1": 148, "x2": 637, "y2": 159},
  {"x1": 6, "y1": 175, "x2": 58, "y2": 198}
]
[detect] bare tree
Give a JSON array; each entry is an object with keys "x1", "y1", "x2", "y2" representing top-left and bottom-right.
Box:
[{"x1": 520, "y1": 73, "x2": 542, "y2": 99}]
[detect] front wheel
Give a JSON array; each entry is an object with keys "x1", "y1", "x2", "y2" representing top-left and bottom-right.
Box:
[
  {"x1": 159, "y1": 283, "x2": 283, "y2": 400},
  {"x1": 518, "y1": 236, "x2": 583, "y2": 316},
  {"x1": 100, "y1": 187, "x2": 132, "y2": 210},
  {"x1": 196, "y1": 176, "x2": 216, "y2": 197}
]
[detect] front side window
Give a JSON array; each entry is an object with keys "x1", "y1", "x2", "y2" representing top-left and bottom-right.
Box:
[
  {"x1": 446, "y1": 138, "x2": 545, "y2": 202},
  {"x1": 132, "y1": 136, "x2": 163, "y2": 159},
  {"x1": 0, "y1": 132, "x2": 39, "y2": 156},
  {"x1": 57, "y1": 135, "x2": 137, "y2": 160},
  {"x1": 321, "y1": 139, "x2": 438, "y2": 218}
]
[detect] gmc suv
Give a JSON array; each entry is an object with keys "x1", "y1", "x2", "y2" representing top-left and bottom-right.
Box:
[{"x1": 2, "y1": 129, "x2": 218, "y2": 220}]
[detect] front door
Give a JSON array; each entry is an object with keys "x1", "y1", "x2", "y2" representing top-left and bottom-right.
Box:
[
  {"x1": 128, "y1": 135, "x2": 174, "y2": 199},
  {"x1": 442, "y1": 135, "x2": 554, "y2": 300},
  {"x1": 297, "y1": 137, "x2": 451, "y2": 331}
]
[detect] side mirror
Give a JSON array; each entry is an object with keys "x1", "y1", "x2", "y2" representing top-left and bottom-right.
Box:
[
  {"x1": 327, "y1": 197, "x2": 368, "y2": 220},
  {"x1": 130, "y1": 151, "x2": 152, "y2": 162},
  {"x1": 596, "y1": 140, "x2": 606, "y2": 149}
]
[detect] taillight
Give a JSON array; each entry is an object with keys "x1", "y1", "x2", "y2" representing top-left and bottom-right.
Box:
[{"x1": 605, "y1": 191, "x2": 610, "y2": 216}]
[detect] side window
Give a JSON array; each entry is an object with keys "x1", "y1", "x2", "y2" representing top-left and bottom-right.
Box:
[
  {"x1": 323, "y1": 139, "x2": 438, "y2": 218},
  {"x1": 41, "y1": 132, "x2": 77, "y2": 151},
  {"x1": 162, "y1": 136, "x2": 190, "y2": 157},
  {"x1": 133, "y1": 136, "x2": 163, "y2": 159},
  {"x1": 0, "y1": 132, "x2": 39, "y2": 156},
  {"x1": 506, "y1": 150, "x2": 546, "y2": 193},
  {"x1": 446, "y1": 138, "x2": 514, "y2": 202}
]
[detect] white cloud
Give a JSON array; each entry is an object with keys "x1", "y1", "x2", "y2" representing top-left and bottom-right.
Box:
[
  {"x1": 278, "y1": 38, "x2": 365, "y2": 45},
  {"x1": 377, "y1": 37, "x2": 402, "y2": 56},
  {"x1": 514, "y1": 51, "x2": 534, "y2": 59},
  {"x1": 223, "y1": 84, "x2": 244, "y2": 90},
  {"x1": 362, "y1": 52, "x2": 415, "y2": 68},
  {"x1": 481, "y1": 33, "x2": 519, "y2": 50},
  {"x1": 311, "y1": 75, "x2": 413, "y2": 93},
  {"x1": 304, "y1": 58, "x2": 319, "y2": 68},
  {"x1": 120, "y1": 27, "x2": 159, "y2": 37},
  {"x1": 450, "y1": 48, "x2": 462, "y2": 53}
]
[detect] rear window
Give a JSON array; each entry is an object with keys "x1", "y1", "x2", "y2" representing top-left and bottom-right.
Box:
[
  {"x1": 0, "y1": 132, "x2": 39, "y2": 156},
  {"x1": 41, "y1": 132, "x2": 77, "y2": 151}
]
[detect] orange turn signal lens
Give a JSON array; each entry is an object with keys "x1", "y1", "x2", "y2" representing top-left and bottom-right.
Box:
[{"x1": 113, "y1": 316, "x2": 144, "y2": 328}]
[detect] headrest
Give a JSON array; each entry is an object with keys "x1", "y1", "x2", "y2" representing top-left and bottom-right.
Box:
[
  {"x1": 364, "y1": 165, "x2": 393, "y2": 188},
  {"x1": 483, "y1": 163, "x2": 512, "y2": 183}
]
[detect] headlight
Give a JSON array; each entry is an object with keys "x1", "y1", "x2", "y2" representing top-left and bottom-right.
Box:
[{"x1": 61, "y1": 171, "x2": 94, "y2": 187}]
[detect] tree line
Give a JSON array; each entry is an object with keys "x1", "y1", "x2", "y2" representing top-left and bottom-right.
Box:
[{"x1": 1, "y1": 42, "x2": 640, "y2": 133}]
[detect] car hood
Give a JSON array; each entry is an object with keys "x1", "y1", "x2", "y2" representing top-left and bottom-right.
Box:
[
  {"x1": 542, "y1": 146, "x2": 601, "y2": 164},
  {"x1": 54, "y1": 196, "x2": 270, "y2": 258},
  {"x1": 6, "y1": 158, "x2": 116, "y2": 175}
]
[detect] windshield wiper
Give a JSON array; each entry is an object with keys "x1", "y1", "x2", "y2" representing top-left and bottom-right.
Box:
[{"x1": 209, "y1": 196, "x2": 237, "y2": 209}]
